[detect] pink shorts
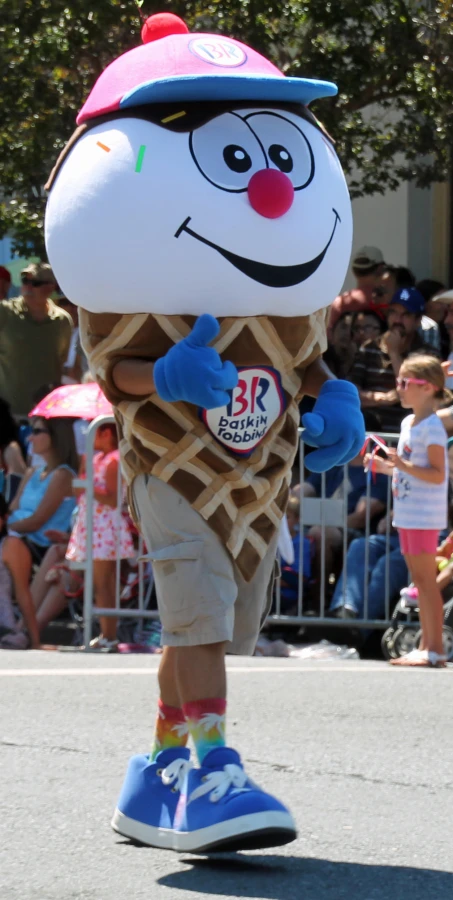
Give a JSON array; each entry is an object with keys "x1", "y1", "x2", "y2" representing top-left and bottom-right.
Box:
[{"x1": 398, "y1": 528, "x2": 439, "y2": 556}]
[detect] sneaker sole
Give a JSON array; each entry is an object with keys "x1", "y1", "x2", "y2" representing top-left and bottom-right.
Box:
[
  {"x1": 174, "y1": 810, "x2": 297, "y2": 853},
  {"x1": 111, "y1": 808, "x2": 174, "y2": 850}
]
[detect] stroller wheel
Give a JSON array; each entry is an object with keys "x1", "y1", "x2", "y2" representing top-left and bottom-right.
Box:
[
  {"x1": 415, "y1": 626, "x2": 453, "y2": 662},
  {"x1": 392, "y1": 625, "x2": 419, "y2": 658},
  {"x1": 442, "y1": 625, "x2": 453, "y2": 661},
  {"x1": 381, "y1": 627, "x2": 398, "y2": 660}
]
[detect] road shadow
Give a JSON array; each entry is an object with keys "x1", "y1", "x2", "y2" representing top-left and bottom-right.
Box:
[{"x1": 157, "y1": 854, "x2": 453, "y2": 899}]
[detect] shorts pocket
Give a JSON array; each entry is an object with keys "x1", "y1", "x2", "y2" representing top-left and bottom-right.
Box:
[
  {"x1": 148, "y1": 540, "x2": 207, "y2": 620},
  {"x1": 147, "y1": 540, "x2": 204, "y2": 567}
]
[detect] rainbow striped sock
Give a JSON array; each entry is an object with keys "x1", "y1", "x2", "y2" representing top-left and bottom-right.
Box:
[
  {"x1": 182, "y1": 698, "x2": 226, "y2": 764},
  {"x1": 150, "y1": 698, "x2": 189, "y2": 761}
]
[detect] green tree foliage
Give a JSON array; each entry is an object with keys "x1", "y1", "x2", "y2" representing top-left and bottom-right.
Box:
[{"x1": 1, "y1": 0, "x2": 452, "y2": 255}]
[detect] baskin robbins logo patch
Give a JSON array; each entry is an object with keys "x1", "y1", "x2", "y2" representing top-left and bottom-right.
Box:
[
  {"x1": 201, "y1": 366, "x2": 286, "y2": 457},
  {"x1": 189, "y1": 38, "x2": 247, "y2": 68}
]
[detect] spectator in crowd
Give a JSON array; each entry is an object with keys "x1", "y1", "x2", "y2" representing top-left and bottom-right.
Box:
[
  {"x1": 376, "y1": 264, "x2": 415, "y2": 299},
  {"x1": 278, "y1": 495, "x2": 312, "y2": 613},
  {"x1": 434, "y1": 293, "x2": 453, "y2": 436},
  {"x1": 351, "y1": 309, "x2": 385, "y2": 348},
  {"x1": 365, "y1": 354, "x2": 449, "y2": 667},
  {"x1": 426, "y1": 287, "x2": 453, "y2": 366},
  {"x1": 323, "y1": 311, "x2": 357, "y2": 378},
  {"x1": 348, "y1": 286, "x2": 429, "y2": 433},
  {"x1": 0, "y1": 265, "x2": 11, "y2": 301},
  {"x1": 30, "y1": 528, "x2": 81, "y2": 638},
  {"x1": 0, "y1": 397, "x2": 27, "y2": 482},
  {"x1": 57, "y1": 294, "x2": 90, "y2": 384},
  {"x1": 328, "y1": 246, "x2": 385, "y2": 336},
  {"x1": 376, "y1": 266, "x2": 440, "y2": 351},
  {"x1": 329, "y1": 511, "x2": 408, "y2": 620},
  {"x1": 0, "y1": 263, "x2": 73, "y2": 417},
  {"x1": 417, "y1": 279, "x2": 448, "y2": 356},
  {"x1": 0, "y1": 494, "x2": 29, "y2": 649},
  {"x1": 66, "y1": 423, "x2": 135, "y2": 652},
  {"x1": 3, "y1": 417, "x2": 78, "y2": 648},
  {"x1": 297, "y1": 453, "x2": 388, "y2": 611}
]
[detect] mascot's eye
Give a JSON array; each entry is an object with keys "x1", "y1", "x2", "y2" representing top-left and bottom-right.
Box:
[
  {"x1": 244, "y1": 112, "x2": 315, "y2": 190},
  {"x1": 223, "y1": 145, "x2": 252, "y2": 173},
  {"x1": 189, "y1": 112, "x2": 266, "y2": 192},
  {"x1": 268, "y1": 144, "x2": 293, "y2": 174}
]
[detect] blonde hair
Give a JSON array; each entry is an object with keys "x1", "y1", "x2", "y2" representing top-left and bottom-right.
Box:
[
  {"x1": 401, "y1": 353, "x2": 451, "y2": 403},
  {"x1": 287, "y1": 495, "x2": 300, "y2": 518}
]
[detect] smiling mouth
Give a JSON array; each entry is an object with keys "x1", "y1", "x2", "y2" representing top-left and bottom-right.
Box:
[{"x1": 174, "y1": 209, "x2": 341, "y2": 289}]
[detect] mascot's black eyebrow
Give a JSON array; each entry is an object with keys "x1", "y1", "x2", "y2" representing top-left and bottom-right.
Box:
[{"x1": 45, "y1": 100, "x2": 334, "y2": 192}]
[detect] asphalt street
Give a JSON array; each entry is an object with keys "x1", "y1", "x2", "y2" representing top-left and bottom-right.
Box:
[{"x1": 1, "y1": 651, "x2": 453, "y2": 900}]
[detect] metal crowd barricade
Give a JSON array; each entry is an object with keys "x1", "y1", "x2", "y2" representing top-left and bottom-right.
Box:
[
  {"x1": 69, "y1": 415, "x2": 159, "y2": 649},
  {"x1": 74, "y1": 422, "x2": 401, "y2": 647},
  {"x1": 271, "y1": 431, "x2": 400, "y2": 629}
]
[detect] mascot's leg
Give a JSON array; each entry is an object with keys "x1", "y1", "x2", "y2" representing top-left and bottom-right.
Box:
[
  {"x1": 111, "y1": 645, "x2": 191, "y2": 849},
  {"x1": 112, "y1": 475, "x2": 296, "y2": 853}
]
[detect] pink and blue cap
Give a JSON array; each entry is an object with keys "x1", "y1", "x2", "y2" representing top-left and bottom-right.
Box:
[{"x1": 77, "y1": 12, "x2": 338, "y2": 125}]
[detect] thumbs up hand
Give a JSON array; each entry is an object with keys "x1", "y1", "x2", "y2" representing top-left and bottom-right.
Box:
[{"x1": 154, "y1": 314, "x2": 239, "y2": 409}]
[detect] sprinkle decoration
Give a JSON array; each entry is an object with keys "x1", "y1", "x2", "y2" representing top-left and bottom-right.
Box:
[
  {"x1": 96, "y1": 141, "x2": 111, "y2": 152},
  {"x1": 135, "y1": 144, "x2": 146, "y2": 173},
  {"x1": 161, "y1": 110, "x2": 187, "y2": 124}
]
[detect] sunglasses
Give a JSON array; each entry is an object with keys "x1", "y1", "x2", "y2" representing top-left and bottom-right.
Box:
[
  {"x1": 21, "y1": 277, "x2": 51, "y2": 287},
  {"x1": 396, "y1": 376, "x2": 429, "y2": 390},
  {"x1": 30, "y1": 427, "x2": 50, "y2": 436}
]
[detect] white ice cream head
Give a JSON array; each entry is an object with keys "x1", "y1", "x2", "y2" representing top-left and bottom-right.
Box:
[{"x1": 45, "y1": 14, "x2": 352, "y2": 317}]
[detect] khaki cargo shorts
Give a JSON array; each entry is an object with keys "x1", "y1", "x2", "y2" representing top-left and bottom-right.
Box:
[{"x1": 131, "y1": 474, "x2": 279, "y2": 655}]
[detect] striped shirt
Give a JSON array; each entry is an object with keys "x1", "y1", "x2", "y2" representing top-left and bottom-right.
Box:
[{"x1": 393, "y1": 413, "x2": 447, "y2": 530}]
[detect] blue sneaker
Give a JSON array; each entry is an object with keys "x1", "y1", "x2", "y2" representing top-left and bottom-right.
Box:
[
  {"x1": 111, "y1": 748, "x2": 191, "y2": 848},
  {"x1": 173, "y1": 747, "x2": 297, "y2": 853}
]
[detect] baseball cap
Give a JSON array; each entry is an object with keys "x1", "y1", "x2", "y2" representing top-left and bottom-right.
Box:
[
  {"x1": 390, "y1": 287, "x2": 425, "y2": 315},
  {"x1": 430, "y1": 289, "x2": 453, "y2": 305},
  {"x1": 352, "y1": 247, "x2": 384, "y2": 271},
  {"x1": 0, "y1": 265, "x2": 11, "y2": 283},
  {"x1": 21, "y1": 262, "x2": 56, "y2": 284},
  {"x1": 77, "y1": 13, "x2": 338, "y2": 124}
]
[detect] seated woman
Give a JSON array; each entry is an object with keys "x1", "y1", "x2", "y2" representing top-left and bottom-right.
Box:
[
  {"x1": 4, "y1": 417, "x2": 78, "y2": 648},
  {"x1": 329, "y1": 512, "x2": 409, "y2": 620},
  {"x1": 0, "y1": 397, "x2": 27, "y2": 503},
  {"x1": 30, "y1": 528, "x2": 82, "y2": 638},
  {"x1": 0, "y1": 495, "x2": 28, "y2": 649}
]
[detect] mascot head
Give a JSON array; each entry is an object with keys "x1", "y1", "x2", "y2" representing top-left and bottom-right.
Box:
[{"x1": 45, "y1": 12, "x2": 352, "y2": 317}]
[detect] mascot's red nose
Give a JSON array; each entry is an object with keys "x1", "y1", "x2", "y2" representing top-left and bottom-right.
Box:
[{"x1": 247, "y1": 169, "x2": 295, "y2": 219}]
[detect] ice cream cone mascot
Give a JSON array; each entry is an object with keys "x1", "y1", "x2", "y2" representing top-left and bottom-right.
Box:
[{"x1": 45, "y1": 12, "x2": 364, "y2": 853}]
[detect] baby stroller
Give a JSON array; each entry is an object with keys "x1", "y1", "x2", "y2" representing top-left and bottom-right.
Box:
[{"x1": 381, "y1": 585, "x2": 453, "y2": 661}]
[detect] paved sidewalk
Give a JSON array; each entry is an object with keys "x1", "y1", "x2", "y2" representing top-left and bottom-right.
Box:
[{"x1": 1, "y1": 653, "x2": 452, "y2": 900}]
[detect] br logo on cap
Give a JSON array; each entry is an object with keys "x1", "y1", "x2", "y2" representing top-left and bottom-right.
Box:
[{"x1": 189, "y1": 38, "x2": 247, "y2": 67}]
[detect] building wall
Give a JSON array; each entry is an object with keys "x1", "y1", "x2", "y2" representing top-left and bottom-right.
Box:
[{"x1": 343, "y1": 179, "x2": 450, "y2": 291}]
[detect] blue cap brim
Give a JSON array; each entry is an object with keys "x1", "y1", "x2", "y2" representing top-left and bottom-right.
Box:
[{"x1": 120, "y1": 74, "x2": 338, "y2": 109}]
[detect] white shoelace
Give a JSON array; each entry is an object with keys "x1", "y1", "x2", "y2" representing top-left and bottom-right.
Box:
[
  {"x1": 161, "y1": 758, "x2": 192, "y2": 792},
  {"x1": 188, "y1": 763, "x2": 249, "y2": 804}
]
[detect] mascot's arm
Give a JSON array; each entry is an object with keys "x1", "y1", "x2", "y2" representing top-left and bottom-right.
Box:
[
  {"x1": 301, "y1": 357, "x2": 365, "y2": 473},
  {"x1": 113, "y1": 358, "x2": 157, "y2": 396},
  {"x1": 113, "y1": 313, "x2": 238, "y2": 410}
]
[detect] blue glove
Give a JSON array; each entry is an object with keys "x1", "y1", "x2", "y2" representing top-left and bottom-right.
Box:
[
  {"x1": 302, "y1": 380, "x2": 365, "y2": 472},
  {"x1": 153, "y1": 313, "x2": 238, "y2": 409}
]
